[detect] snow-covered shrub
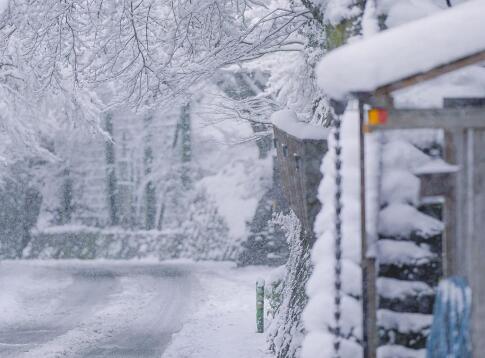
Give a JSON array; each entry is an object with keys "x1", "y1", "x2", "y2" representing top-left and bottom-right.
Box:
[
  {"x1": 175, "y1": 188, "x2": 233, "y2": 260},
  {"x1": 23, "y1": 206, "x2": 232, "y2": 262},
  {"x1": 268, "y1": 211, "x2": 311, "y2": 358},
  {"x1": 238, "y1": 187, "x2": 288, "y2": 266},
  {"x1": 266, "y1": 265, "x2": 286, "y2": 319}
]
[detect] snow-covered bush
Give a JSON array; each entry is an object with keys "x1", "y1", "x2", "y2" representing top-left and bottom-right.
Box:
[
  {"x1": 266, "y1": 265, "x2": 286, "y2": 319},
  {"x1": 238, "y1": 187, "x2": 289, "y2": 267},
  {"x1": 175, "y1": 188, "x2": 234, "y2": 260},
  {"x1": 23, "y1": 192, "x2": 233, "y2": 261}
]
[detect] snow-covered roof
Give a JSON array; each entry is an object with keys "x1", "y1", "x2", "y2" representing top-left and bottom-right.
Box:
[
  {"x1": 316, "y1": 0, "x2": 485, "y2": 100},
  {"x1": 271, "y1": 110, "x2": 329, "y2": 140}
]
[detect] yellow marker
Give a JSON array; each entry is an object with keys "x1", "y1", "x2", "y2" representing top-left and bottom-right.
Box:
[{"x1": 368, "y1": 108, "x2": 388, "y2": 126}]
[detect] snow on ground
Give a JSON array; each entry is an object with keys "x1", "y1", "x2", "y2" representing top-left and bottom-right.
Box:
[
  {"x1": 0, "y1": 260, "x2": 193, "y2": 358},
  {"x1": 162, "y1": 261, "x2": 273, "y2": 358},
  {"x1": 0, "y1": 260, "x2": 273, "y2": 358},
  {"x1": 0, "y1": 263, "x2": 73, "y2": 327}
]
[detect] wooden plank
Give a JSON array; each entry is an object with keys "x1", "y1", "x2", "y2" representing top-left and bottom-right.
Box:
[
  {"x1": 443, "y1": 98, "x2": 485, "y2": 108},
  {"x1": 418, "y1": 172, "x2": 454, "y2": 197},
  {"x1": 367, "y1": 108, "x2": 485, "y2": 131},
  {"x1": 470, "y1": 128, "x2": 485, "y2": 356},
  {"x1": 359, "y1": 100, "x2": 378, "y2": 358},
  {"x1": 374, "y1": 50, "x2": 485, "y2": 97},
  {"x1": 445, "y1": 127, "x2": 485, "y2": 356},
  {"x1": 442, "y1": 130, "x2": 463, "y2": 277}
]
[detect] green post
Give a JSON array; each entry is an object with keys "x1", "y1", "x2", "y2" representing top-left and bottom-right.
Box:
[{"x1": 256, "y1": 279, "x2": 265, "y2": 333}]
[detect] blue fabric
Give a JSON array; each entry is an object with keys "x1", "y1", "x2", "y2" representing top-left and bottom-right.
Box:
[{"x1": 426, "y1": 276, "x2": 472, "y2": 358}]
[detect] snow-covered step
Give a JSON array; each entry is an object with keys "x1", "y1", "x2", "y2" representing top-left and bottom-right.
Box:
[
  {"x1": 378, "y1": 310, "x2": 432, "y2": 349},
  {"x1": 378, "y1": 278, "x2": 435, "y2": 314},
  {"x1": 376, "y1": 139, "x2": 444, "y2": 352},
  {"x1": 378, "y1": 344, "x2": 426, "y2": 358},
  {"x1": 378, "y1": 278, "x2": 434, "y2": 299},
  {"x1": 378, "y1": 239, "x2": 441, "y2": 285},
  {"x1": 378, "y1": 310, "x2": 432, "y2": 334},
  {"x1": 378, "y1": 203, "x2": 443, "y2": 240},
  {"x1": 378, "y1": 240, "x2": 436, "y2": 266},
  {"x1": 377, "y1": 239, "x2": 437, "y2": 265}
]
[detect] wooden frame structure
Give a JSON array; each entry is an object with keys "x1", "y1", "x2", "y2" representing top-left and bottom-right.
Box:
[{"x1": 354, "y1": 52, "x2": 485, "y2": 357}]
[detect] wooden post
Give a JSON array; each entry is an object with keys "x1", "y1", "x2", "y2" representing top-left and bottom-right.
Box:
[
  {"x1": 256, "y1": 279, "x2": 265, "y2": 333},
  {"x1": 359, "y1": 100, "x2": 378, "y2": 358},
  {"x1": 442, "y1": 98, "x2": 485, "y2": 356}
]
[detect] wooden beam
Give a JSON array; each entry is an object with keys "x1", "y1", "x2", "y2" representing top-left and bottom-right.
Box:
[
  {"x1": 374, "y1": 50, "x2": 485, "y2": 97},
  {"x1": 359, "y1": 100, "x2": 378, "y2": 358},
  {"x1": 367, "y1": 107, "x2": 485, "y2": 131}
]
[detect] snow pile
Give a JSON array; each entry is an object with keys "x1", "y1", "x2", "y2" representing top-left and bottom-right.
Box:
[
  {"x1": 379, "y1": 138, "x2": 445, "y2": 233},
  {"x1": 380, "y1": 170, "x2": 420, "y2": 206},
  {"x1": 379, "y1": 204, "x2": 444, "y2": 239},
  {"x1": 382, "y1": 140, "x2": 435, "y2": 172},
  {"x1": 302, "y1": 105, "x2": 364, "y2": 357},
  {"x1": 316, "y1": 0, "x2": 485, "y2": 99},
  {"x1": 378, "y1": 240, "x2": 436, "y2": 266},
  {"x1": 271, "y1": 110, "x2": 329, "y2": 140}
]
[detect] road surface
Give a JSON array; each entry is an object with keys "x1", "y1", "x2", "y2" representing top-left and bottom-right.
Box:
[{"x1": 0, "y1": 261, "x2": 194, "y2": 358}]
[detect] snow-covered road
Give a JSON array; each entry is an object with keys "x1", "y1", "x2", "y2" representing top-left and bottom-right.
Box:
[
  {"x1": 0, "y1": 261, "x2": 194, "y2": 358},
  {"x1": 0, "y1": 260, "x2": 273, "y2": 358}
]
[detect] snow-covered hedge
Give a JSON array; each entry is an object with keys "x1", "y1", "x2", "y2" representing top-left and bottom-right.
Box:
[{"x1": 23, "y1": 225, "x2": 236, "y2": 261}]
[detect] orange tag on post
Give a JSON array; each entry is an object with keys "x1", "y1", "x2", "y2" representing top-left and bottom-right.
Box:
[{"x1": 368, "y1": 108, "x2": 388, "y2": 126}]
